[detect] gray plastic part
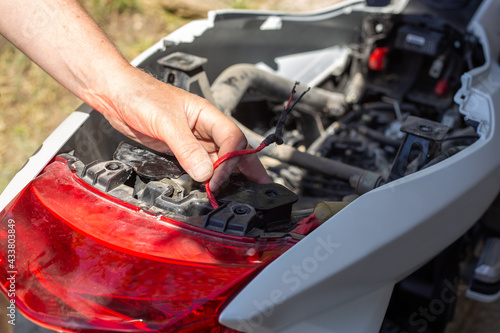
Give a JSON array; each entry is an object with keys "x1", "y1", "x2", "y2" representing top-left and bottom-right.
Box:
[
  {"x1": 465, "y1": 289, "x2": 500, "y2": 303},
  {"x1": 473, "y1": 237, "x2": 500, "y2": 284},
  {"x1": 220, "y1": 0, "x2": 500, "y2": 332}
]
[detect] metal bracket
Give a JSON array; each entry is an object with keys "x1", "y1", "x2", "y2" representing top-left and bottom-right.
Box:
[
  {"x1": 157, "y1": 52, "x2": 216, "y2": 104},
  {"x1": 388, "y1": 116, "x2": 449, "y2": 182}
]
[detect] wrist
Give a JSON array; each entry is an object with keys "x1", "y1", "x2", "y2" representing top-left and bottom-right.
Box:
[{"x1": 79, "y1": 62, "x2": 143, "y2": 117}]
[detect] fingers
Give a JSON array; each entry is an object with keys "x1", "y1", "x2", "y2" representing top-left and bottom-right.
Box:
[
  {"x1": 104, "y1": 69, "x2": 270, "y2": 187},
  {"x1": 154, "y1": 108, "x2": 215, "y2": 183},
  {"x1": 171, "y1": 140, "x2": 214, "y2": 182},
  {"x1": 156, "y1": 95, "x2": 270, "y2": 188}
]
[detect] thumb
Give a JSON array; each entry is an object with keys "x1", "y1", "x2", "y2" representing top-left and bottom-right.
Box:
[{"x1": 164, "y1": 130, "x2": 214, "y2": 183}]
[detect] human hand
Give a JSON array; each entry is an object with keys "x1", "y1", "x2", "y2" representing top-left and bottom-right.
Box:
[
  {"x1": 0, "y1": 0, "x2": 269, "y2": 189},
  {"x1": 87, "y1": 66, "x2": 271, "y2": 190}
]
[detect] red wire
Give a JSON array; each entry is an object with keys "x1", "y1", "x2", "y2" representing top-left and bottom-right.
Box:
[
  {"x1": 205, "y1": 142, "x2": 267, "y2": 209},
  {"x1": 205, "y1": 183, "x2": 219, "y2": 208},
  {"x1": 213, "y1": 142, "x2": 267, "y2": 170}
]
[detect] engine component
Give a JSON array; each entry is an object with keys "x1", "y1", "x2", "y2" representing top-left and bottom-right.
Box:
[
  {"x1": 345, "y1": 71, "x2": 366, "y2": 104},
  {"x1": 387, "y1": 116, "x2": 449, "y2": 182},
  {"x1": 204, "y1": 202, "x2": 258, "y2": 236},
  {"x1": 313, "y1": 201, "x2": 350, "y2": 223},
  {"x1": 73, "y1": 141, "x2": 302, "y2": 235},
  {"x1": 211, "y1": 63, "x2": 347, "y2": 117},
  {"x1": 239, "y1": 121, "x2": 383, "y2": 195},
  {"x1": 394, "y1": 25, "x2": 444, "y2": 56},
  {"x1": 204, "y1": 176, "x2": 299, "y2": 236},
  {"x1": 114, "y1": 141, "x2": 185, "y2": 179},
  {"x1": 369, "y1": 47, "x2": 390, "y2": 71},
  {"x1": 79, "y1": 160, "x2": 132, "y2": 193},
  {"x1": 157, "y1": 51, "x2": 215, "y2": 104},
  {"x1": 216, "y1": 177, "x2": 298, "y2": 233}
]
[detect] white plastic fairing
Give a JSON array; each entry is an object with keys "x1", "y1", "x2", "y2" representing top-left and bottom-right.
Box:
[
  {"x1": 162, "y1": 12, "x2": 216, "y2": 45},
  {"x1": 256, "y1": 46, "x2": 351, "y2": 87},
  {"x1": 280, "y1": 284, "x2": 394, "y2": 333}
]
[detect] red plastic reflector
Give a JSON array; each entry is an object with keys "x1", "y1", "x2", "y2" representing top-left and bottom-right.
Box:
[
  {"x1": 369, "y1": 47, "x2": 389, "y2": 71},
  {"x1": 0, "y1": 158, "x2": 294, "y2": 332}
]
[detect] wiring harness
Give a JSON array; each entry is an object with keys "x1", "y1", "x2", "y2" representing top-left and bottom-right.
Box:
[{"x1": 206, "y1": 82, "x2": 310, "y2": 208}]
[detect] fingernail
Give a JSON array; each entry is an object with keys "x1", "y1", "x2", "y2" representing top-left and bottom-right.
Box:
[{"x1": 192, "y1": 160, "x2": 213, "y2": 182}]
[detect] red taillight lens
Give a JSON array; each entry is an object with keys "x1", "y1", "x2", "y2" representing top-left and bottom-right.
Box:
[{"x1": 0, "y1": 158, "x2": 293, "y2": 332}]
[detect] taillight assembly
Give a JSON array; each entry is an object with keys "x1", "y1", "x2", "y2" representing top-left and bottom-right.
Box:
[{"x1": 0, "y1": 158, "x2": 294, "y2": 332}]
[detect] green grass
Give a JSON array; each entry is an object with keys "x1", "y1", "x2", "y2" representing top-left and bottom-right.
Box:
[
  {"x1": 0, "y1": 42, "x2": 81, "y2": 191},
  {"x1": 84, "y1": 0, "x2": 142, "y2": 19},
  {"x1": 231, "y1": 0, "x2": 252, "y2": 9}
]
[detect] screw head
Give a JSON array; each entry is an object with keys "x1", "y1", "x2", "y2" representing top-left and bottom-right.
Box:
[
  {"x1": 105, "y1": 162, "x2": 122, "y2": 171},
  {"x1": 419, "y1": 125, "x2": 433, "y2": 133},
  {"x1": 265, "y1": 189, "x2": 279, "y2": 198},
  {"x1": 233, "y1": 205, "x2": 250, "y2": 215}
]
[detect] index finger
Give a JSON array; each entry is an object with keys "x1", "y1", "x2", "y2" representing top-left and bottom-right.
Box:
[{"x1": 198, "y1": 110, "x2": 271, "y2": 190}]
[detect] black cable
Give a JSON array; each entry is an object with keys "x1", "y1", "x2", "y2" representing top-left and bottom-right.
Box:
[{"x1": 263, "y1": 82, "x2": 311, "y2": 146}]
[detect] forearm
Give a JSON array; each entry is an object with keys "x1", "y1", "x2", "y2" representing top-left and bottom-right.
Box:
[{"x1": 0, "y1": 0, "x2": 132, "y2": 109}]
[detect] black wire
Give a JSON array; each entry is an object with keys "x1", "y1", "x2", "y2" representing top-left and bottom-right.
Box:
[{"x1": 263, "y1": 83, "x2": 311, "y2": 146}]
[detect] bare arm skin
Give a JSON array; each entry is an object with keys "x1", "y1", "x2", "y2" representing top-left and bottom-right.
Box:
[{"x1": 0, "y1": 0, "x2": 270, "y2": 189}]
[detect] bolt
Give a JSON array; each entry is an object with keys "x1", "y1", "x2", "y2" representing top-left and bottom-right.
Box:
[
  {"x1": 105, "y1": 162, "x2": 122, "y2": 171},
  {"x1": 419, "y1": 125, "x2": 432, "y2": 133},
  {"x1": 233, "y1": 205, "x2": 250, "y2": 215},
  {"x1": 265, "y1": 189, "x2": 279, "y2": 198},
  {"x1": 160, "y1": 185, "x2": 175, "y2": 199}
]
